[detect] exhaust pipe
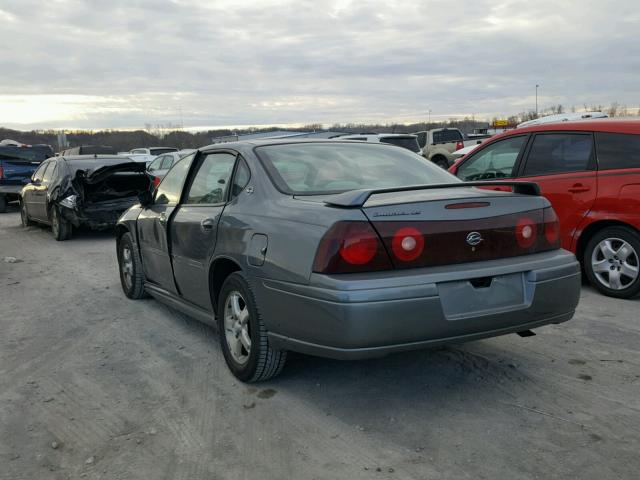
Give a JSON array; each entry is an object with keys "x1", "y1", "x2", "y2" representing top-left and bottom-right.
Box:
[{"x1": 517, "y1": 330, "x2": 536, "y2": 337}]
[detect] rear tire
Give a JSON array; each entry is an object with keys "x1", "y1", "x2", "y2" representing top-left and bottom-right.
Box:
[
  {"x1": 117, "y1": 232, "x2": 147, "y2": 299},
  {"x1": 217, "y1": 272, "x2": 287, "y2": 382},
  {"x1": 0, "y1": 195, "x2": 7, "y2": 213},
  {"x1": 20, "y1": 200, "x2": 33, "y2": 227},
  {"x1": 583, "y1": 226, "x2": 640, "y2": 299},
  {"x1": 51, "y1": 206, "x2": 72, "y2": 241},
  {"x1": 432, "y1": 156, "x2": 449, "y2": 169}
]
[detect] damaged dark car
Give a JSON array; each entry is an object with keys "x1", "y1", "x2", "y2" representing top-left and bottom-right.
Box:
[{"x1": 20, "y1": 155, "x2": 151, "y2": 240}]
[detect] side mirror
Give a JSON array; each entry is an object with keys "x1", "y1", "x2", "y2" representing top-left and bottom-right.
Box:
[{"x1": 138, "y1": 190, "x2": 153, "y2": 207}]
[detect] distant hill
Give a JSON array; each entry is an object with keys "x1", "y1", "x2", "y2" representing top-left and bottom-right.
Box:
[{"x1": 0, "y1": 119, "x2": 490, "y2": 152}]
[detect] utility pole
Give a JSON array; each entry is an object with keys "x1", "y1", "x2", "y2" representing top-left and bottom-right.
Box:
[{"x1": 535, "y1": 84, "x2": 540, "y2": 116}]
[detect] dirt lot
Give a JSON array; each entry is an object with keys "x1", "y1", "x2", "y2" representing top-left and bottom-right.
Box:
[{"x1": 1, "y1": 207, "x2": 639, "y2": 480}]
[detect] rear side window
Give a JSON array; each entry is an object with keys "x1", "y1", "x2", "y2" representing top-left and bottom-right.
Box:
[
  {"x1": 416, "y1": 132, "x2": 427, "y2": 148},
  {"x1": 523, "y1": 133, "x2": 593, "y2": 176},
  {"x1": 185, "y1": 152, "x2": 237, "y2": 204},
  {"x1": 433, "y1": 130, "x2": 463, "y2": 143},
  {"x1": 380, "y1": 137, "x2": 421, "y2": 153},
  {"x1": 596, "y1": 132, "x2": 640, "y2": 170},
  {"x1": 457, "y1": 136, "x2": 527, "y2": 181}
]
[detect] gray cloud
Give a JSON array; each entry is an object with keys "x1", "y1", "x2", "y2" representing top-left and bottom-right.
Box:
[{"x1": 0, "y1": 0, "x2": 638, "y2": 129}]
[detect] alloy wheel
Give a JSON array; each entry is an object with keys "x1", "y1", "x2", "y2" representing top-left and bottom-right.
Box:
[
  {"x1": 121, "y1": 246, "x2": 134, "y2": 290},
  {"x1": 224, "y1": 291, "x2": 251, "y2": 365},
  {"x1": 591, "y1": 237, "x2": 639, "y2": 290}
]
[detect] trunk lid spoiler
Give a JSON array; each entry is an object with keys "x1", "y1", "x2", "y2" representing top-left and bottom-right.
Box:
[{"x1": 323, "y1": 181, "x2": 541, "y2": 208}]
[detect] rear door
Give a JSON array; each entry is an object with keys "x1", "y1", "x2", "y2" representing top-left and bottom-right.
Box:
[
  {"x1": 22, "y1": 162, "x2": 48, "y2": 220},
  {"x1": 170, "y1": 151, "x2": 239, "y2": 308},
  {"x1": 137, "y1": 154, "x2": 195, "y2": 293},
  {"x1": 517, "y1": 132, "x2": 597, "y2": 250},
  {"x1": 592, "y1": 131, "x2": 640, "y2": 227}
]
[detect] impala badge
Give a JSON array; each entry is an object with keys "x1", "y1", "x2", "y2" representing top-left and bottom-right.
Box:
[{"x1": 466, "y1": 231, "x2": 483, "y2": 247}]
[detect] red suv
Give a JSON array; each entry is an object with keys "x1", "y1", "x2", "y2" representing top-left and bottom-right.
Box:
[{"x1": 450, "y1": 119, "x2": 640, "y2": 298}]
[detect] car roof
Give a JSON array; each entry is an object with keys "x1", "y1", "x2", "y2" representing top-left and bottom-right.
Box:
[
  {"x1": 199, "y1": 138, "x2": 412, "y2": 152},
  {"x1": 502, "y1": 118, "x2": 640, "y2": 137}
]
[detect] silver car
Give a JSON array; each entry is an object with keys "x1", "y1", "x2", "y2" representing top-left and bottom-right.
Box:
[
  {"x1": 116, "y1": 140, "x2": 581, "y2": 382},
  {"x1": 146, "y1": 149, "x2": 196, "y2": 187}
]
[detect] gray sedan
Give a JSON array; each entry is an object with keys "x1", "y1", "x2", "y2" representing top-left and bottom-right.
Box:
[{"x1": 115, "y1": 140, "x2": 581, "y2": 382}]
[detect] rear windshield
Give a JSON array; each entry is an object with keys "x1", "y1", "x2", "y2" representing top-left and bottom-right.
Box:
[
  {"x1": 0, "y1": 146, "x2": 53, "y2": 162},
  {"x1": 379, "y1": 136, "x2": 421, "y2": 152},
  {"x1": 256, "y1": 143, "x2": 457, "y2": 195}
]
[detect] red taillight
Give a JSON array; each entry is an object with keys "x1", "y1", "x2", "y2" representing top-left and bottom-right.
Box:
[
  {"x1": 455, "y1": 141, "x2": 464, "y2": 151},
  {"x1": 543, "y1": 207, "x2": 560, "y2": 246},
  {"x1": 515, "y1": 218, "x2": 537, "y2": 249},
  {"x1": 153, "y1": 176, "x2": 161, "y2": 188},
  {"x1": 0, "y1": 166, "x2": 3, "y2": 179},
  {"x1": 312, "y1": 221, "x2": 392, "y2": 274},
  {"x1": 391, "y1": 227, "x2": 424, "y2": 262}
]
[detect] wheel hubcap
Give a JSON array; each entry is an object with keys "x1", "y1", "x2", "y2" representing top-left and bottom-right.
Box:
[
  {"x1": 121, "y1": 246, "x2": 134, "y2": 289},
  {"x1": 591, "y1": 237, "x2": 639, "y2": 290},
  {"x1": 224, "y1": 291, "x2": 251, "y2": 365}
]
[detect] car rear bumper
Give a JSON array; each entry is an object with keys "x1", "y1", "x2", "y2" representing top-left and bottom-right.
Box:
[{"x1": 255, "y1": 249, "x2": 581, "y2": 360}]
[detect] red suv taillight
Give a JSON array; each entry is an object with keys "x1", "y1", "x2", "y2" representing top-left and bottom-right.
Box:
[
  {"x1": 0, "y1": 166, "x2": 3, "y2": 179},
  {"x1": 312, "y1": 221, "x2": 392, "y2": 274},
  {"x1": 455, "y1": 141, "x2": 464, "y2": 151},
  {"x1": 153, "y1": 176, "x2": 161, "y2": 188}
]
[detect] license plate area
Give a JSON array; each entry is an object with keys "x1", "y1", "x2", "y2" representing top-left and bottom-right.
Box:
[{"x1": 438, "y1": 272, "x2": 529, "y2": 320}]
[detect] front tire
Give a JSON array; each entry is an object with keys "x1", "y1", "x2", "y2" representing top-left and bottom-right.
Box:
[
  {"x1": 217, "y1": 272, "x2": 287, "y2": 382},
  {"x1": 117, "y1": 232, "x2": 147, "y2": 299},
  {"x1": 584, "y1": 226, "x2": 640, "y2": 299},
  {"x1": 51, "y1": 206, "x2": 72, "y2": 241}
]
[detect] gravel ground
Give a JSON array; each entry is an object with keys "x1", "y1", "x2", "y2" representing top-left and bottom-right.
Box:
[{"x1": 1, "y1": 206, "x2": 639, "y2": 480}]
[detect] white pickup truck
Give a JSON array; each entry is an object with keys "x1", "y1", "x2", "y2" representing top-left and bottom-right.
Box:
[
  {"x1": 413, "y1": 128, "x2": 482, "y2": 168},
  {"x1": 119, "y1": 147, "x2": 178, "y2": 165}
]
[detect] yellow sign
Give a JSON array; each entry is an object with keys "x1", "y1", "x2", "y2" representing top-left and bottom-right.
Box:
[{"x1": 493, "y1": 119, "x2": 508, "y2": 127}]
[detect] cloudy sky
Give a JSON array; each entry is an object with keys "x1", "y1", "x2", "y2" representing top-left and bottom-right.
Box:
[{"x1": 0, "y1": 0, "x2": 638, "y2": 130}]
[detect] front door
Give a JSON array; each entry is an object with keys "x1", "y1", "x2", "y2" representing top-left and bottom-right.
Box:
[
  {"x1": 32, "y1": 161, "x2": 55, "y2": 221},
  {"x1": 171, "y1": 151, "x2": 238, "y2": 308},
  {"x1": 137, "y1": 154, "x2": 195, "y2": 293},
  {"x1": 517, "y1": 132, "x2": 597, "y2": 250}
]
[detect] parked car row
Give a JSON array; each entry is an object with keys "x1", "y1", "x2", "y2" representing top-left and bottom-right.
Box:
[{"x1": 13, "y1": 118, "x2": 640, "y2": 381}]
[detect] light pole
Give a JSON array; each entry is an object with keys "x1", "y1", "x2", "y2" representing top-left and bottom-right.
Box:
[
  {"x1": 535, "y1": 84, "x2": 540, "y2": 116},
  {"x1": 428, "y1": 109, "x2": 431, "y2": 125}
]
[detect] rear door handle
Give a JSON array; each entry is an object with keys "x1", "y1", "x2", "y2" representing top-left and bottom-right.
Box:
[
  {"x1": 568, "y1": 183, "x2": 590, "y2": 193},
  {"x1": 158, "y1": 212, "x2": 167, "y2": 227},
  {"x1": 201, "y1": 218, "x2": 215, "y2": 230}
]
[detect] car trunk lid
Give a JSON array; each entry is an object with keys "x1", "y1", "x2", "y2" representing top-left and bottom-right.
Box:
[{"x1": 361, "y1": 187, "x2": 558, "y2": 269}]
